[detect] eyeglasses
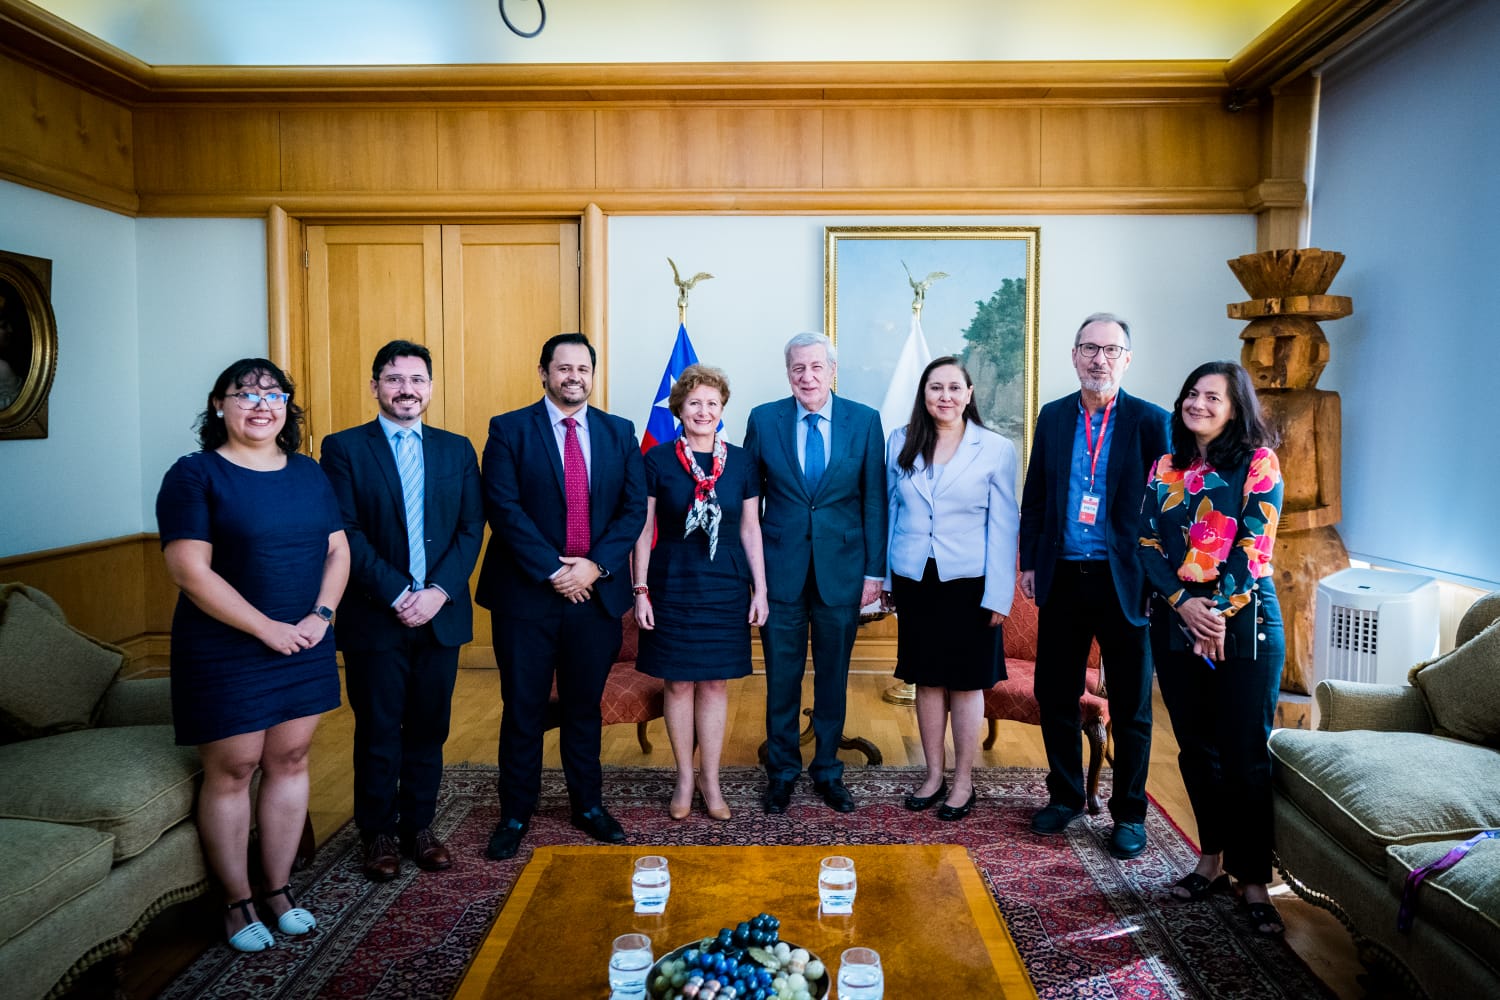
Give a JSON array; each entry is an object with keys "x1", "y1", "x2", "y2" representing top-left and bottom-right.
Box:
[
  {"x1": 1075, "y1": 343, "x2": 1129, "y2": 360},
  {"x1": 226, "y1": 391, "x2": 288, "y2": 409},
  {"x1": 379, "y1": 375, "x2": 431, "y2": 388}
]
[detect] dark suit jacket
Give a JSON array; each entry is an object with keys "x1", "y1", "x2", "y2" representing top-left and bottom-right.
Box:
[
  {"x1": 320, "y1": 419, "x2": 485, "y2": 651},
  {"x1": 1018, "y1": 388, "x2": 1170, "y2": 625},
  {"x1": 743, "y1": 394, "x2": 887, "y2": 607},
  {"x1": 475, "y1": 400, "x2": 646, "y2": 620}
]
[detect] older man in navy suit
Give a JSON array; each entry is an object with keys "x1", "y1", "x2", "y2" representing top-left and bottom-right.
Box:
[
  {"x1": 476, "y1": 333, "x2": 647, "y2": 860},
  {"x1": 321, "y1": 340, "x2": 485, "y2": 881},
  {"x1": 1019, "y1": 313, "x2": 1170, "y2": 859},
  {"x1": 744, "y1": 332, "x2": 887, "y2": 814}
]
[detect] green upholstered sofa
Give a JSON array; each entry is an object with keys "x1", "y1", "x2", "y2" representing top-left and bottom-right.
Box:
[
  {"x1": 1269, "y1": 592, "x2": 1500, "y2": 999},
  {"x1": 0, "y1": 583, "x2": 207, "y2": 1000}
]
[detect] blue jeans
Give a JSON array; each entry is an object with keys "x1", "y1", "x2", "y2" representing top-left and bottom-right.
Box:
[{"x1": 1151, "y1": 578, "x2": 1285, "y2": 884}]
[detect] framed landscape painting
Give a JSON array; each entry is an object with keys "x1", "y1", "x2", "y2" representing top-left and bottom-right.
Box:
[{"x1": 824, "y1": 225, "x2": 1039, "y2": 458}]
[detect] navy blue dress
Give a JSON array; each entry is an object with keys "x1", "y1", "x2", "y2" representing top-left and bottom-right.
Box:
[
  {"x1": 157, "y1": 451, "x2": 343, "y2": 745},
  {"x1": 636, "y1": 442, "x2": 758, "y2": 682}
]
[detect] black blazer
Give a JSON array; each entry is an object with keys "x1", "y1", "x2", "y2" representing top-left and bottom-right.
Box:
[
  {"x1": 475, "y1": 400, "x2": 647, "y2": 620},
  {"x1": 1018, "y1": 388, "x2": 1170, "y2": 625},
  {"x1": 320, "y1": 420, "x2": 485, "y2": 651}
]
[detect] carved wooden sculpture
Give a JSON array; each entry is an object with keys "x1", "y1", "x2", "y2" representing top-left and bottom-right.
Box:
[{"x1": 1227, "y1": 248, "x2": 1352, "y2": 697}]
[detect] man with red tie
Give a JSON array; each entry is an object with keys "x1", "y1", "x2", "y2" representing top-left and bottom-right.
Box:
[{"x1": 476, "y1": 333, "x2": 647, "y2": 860}]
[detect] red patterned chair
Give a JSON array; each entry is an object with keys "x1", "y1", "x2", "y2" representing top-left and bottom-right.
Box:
[
  {"x1": 545, "y1": 610, "x2": 664, "y2": 753},
  {"x1": 985, "y1": 573, "x2": 1112, "y2": 813}
]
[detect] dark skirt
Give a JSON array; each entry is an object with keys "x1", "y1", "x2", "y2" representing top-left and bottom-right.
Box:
[
  {"x1": 892, "y1": 559, "x2": 1006, "y2": 691},
  {"x1": 635, "y1": 589, "x2": 754, "y2": 682}
]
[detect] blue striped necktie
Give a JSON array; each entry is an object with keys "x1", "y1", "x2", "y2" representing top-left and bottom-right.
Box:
[
  {"x1": 395, "y1": 429, "x2": 426, "y2": 588},
  {"x1": 803, "y1": 412, "x2": 825, "y2": 492}
]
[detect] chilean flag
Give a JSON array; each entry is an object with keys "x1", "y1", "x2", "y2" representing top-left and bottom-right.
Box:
[{"x1": 641, "y1": 323, "x2": 701, "y2": 452}]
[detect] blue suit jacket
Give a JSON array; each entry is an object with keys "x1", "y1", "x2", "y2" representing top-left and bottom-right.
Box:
[
  {"x1": 1018, "y1": 388, "x2": 1170, "y2": 625},
  {"x1": 320, "y1": 419, "x2": 485, "y2": 651},
  {"x1": 884, "y1": 422, "x2": 1019, "y2": 615},
  {"x1": 475, "y1": 400, "x2": 647, "y2": 620},
  {"x1": 743, "y1": 394, "x2": 887, "y2": 607}
]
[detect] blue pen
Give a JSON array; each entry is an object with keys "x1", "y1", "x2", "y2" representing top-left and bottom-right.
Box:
[{"x1": 1180, "y1": 624, "x2": 1216, "y2": 670}]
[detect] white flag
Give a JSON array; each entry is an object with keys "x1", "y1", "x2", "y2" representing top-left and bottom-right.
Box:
[{"x1": 879, "y1": 313, "x2": 933, "y2": 440}]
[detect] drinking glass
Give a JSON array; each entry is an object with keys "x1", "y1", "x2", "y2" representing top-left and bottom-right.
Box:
[
  {"x1": 609, "y1": 933, "x2": 653, "y2": 998},
  {"x1": 818, "y1": 855, "x2": 857, "y2": 914},
  {"x1": 836, "y1": 947, "x2": 883, "y2": 1000},
  {"x1": 632, "y1": 855, "x2": 671, "y2": 913}
]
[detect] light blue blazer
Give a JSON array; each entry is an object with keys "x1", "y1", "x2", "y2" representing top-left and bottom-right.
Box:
[{"x1": 884, "y1": 422, "x2": 1020, "y2": 615}]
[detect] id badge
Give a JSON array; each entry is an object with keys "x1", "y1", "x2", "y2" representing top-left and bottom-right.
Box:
[{"x1": 1078, "y1": 492, "x2": 1100, "y2": 525}]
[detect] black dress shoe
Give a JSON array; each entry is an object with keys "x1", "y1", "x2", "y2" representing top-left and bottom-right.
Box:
[
  {"x1": 904, "y1": 780, "x2": 949, "y2": 812},
  {"x1": 763, "y1": 778, "x2": 796, "y2": 814},
  {"x1": 570, "y1": 805, "x2": 626, "y2": 844},
  {"x1": 813, "y1": 779, "x2": 856, "y2": 813},
  {"x1": 486, "y1": 818, "x2": 529, "y2": 860},
  {"x1": 937, "y1": 790, "x2": 978, "y2": 822}
]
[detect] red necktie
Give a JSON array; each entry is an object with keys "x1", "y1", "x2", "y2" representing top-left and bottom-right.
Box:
[{"x1": 562, "y1": 417, "x2": 591, "y2": 556}]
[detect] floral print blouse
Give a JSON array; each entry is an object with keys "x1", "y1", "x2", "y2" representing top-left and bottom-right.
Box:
[{"x1": 1139, "y1": 447, "x2": 1282, "y2": 619}]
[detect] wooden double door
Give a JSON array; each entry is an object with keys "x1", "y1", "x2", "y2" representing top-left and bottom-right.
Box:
[{"x1": 300, "y1": 221, "x2": 581, "y2": 662}]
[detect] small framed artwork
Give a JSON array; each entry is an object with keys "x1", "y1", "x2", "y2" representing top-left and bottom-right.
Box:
[
  {"x1": 825, "y1": 225, "x2": 1040, "y2": 459},
  {"x1": 0, "y1": 250, "x2": 58, "y2": 441}
]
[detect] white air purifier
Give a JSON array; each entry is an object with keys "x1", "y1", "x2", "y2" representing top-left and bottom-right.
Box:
[{"x1": 1313, "y1": 568, "x2": 1439, "y2": 713}]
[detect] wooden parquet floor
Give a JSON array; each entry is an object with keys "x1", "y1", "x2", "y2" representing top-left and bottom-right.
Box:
[{"x1": 82, "y1": 667, "x2": 1364, "y2": 999}]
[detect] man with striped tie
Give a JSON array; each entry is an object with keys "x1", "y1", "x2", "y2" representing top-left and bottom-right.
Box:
[
  {"x1": 476, "y1": 333, "x2": 647, "y2": 860},
  {"x1": 321, "y1": 340, "x2": 484, "y2": 881}
]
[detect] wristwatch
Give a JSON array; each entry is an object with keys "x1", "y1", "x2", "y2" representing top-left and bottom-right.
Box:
[{"x1": 313, "y1": 605, "x2": 335, "y2": 623}]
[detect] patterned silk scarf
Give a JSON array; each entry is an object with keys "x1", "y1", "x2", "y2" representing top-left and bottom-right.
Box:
[{"x1": 675, "y1": 434, "x2": 728, "y2": 560}]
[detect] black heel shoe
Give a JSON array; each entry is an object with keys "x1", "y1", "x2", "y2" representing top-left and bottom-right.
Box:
[
  {"x1": 937, "y1": 790, "x2": 978, "y2": 821},
  {"x1": 904, "y1": 780, "x2": 949, "y2": 812}
]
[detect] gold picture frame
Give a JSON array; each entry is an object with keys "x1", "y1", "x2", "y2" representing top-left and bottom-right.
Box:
[
  {"x1": 0, "y1": 250, "x2": 59, "y2": 440},
  {"x1": 824, "y1": 225, "x2": 1040, "y2": 460}
]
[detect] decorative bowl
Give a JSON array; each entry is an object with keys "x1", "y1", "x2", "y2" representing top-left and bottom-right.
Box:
[{"x1": 645, "y1": 941, "x2": 831, "y2": 999}]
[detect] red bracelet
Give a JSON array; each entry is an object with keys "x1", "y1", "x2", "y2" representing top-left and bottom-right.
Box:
[{"x1": 632, "y1": 585, "x2": 650, "y2": 596}]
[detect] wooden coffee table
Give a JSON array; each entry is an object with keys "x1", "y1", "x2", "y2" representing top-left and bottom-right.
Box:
[{"x1": 456, "y1": 843, "x2": 1035, "y2": 998}]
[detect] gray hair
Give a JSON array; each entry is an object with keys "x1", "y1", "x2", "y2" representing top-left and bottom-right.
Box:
[
  {"x1": 783, "y1": 331, "x2": 837, "y2": 368},
  {"x1": 1074, "y1": 312, "x2": 1133, "y2": 350}
]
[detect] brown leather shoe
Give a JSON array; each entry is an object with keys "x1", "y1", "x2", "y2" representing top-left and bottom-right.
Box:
[
  {"x1": 362, "y1": 833, "x2": 401, "y2": 882},
  {"x1": 406, "y1": 828, "x2": 452, "y2": 872}
]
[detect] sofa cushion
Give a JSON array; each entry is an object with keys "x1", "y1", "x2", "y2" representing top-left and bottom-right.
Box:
[
  {"x1": 0, "y1": 586, "x2": 124, "y2": 740},
  {"x1": 0, "y1": 725, "x2": 201, "y2": 861},
  {"x1": 0, "y1": 818, "x2": 114, "y2": 946},
  {"x1": 1269, "y1": 728, "x2": 1500, "y2": 873},
  {"x1": 1409, "y1": 616, "x2": 1500, "y2": 748},
  {"x1": 1386, "y1": 837, "x2": 1500, "y2": 970}
]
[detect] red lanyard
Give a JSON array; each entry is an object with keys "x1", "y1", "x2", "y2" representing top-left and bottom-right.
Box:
[{"x1": 1082, "y1": 395, "x2": 1115, "y2": 492}]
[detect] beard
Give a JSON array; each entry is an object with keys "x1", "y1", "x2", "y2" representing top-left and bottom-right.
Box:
[{"x1": 1079, "y1": 375, "x2": 1116, "y2": 393}]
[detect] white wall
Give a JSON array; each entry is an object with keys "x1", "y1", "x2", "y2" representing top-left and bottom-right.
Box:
[
  {"x1": 607, "y1": 214, "x2": 1257, "y2": 447},
  {"x1": 1311, "y1": 0, "x2": 1499, "y2": 589},
  {"x1": 0, "y1": 181, "x2": 139, "y2": 556},
  {"x1": 135, "y1": 218, "x2": 269, "y2": 531}
]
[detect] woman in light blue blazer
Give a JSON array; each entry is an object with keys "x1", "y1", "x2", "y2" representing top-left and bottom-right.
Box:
[{"x1": 884, "y1": 357, "x2": 1019, "y2": 821}]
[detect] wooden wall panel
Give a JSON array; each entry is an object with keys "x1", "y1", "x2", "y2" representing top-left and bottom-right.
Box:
[
  {"x1": 1040, "y1": 104, "x2": 1260, "y2": 190},
  {"x1": 596, "y1": 108, "x2": 823, "y2": 190},
  {"x1": 0, "y1": 535, "x2": 152, "y2": 645},
  {"x1": 0, "y1": 51, "x2": 134, "y2": 210},
  {"x1": 823, "y1": 107, "x2": 1041, "y2": 188},
  {"x1": 281, "y1": 109, "x2": 438, "y2": 191},
  {"x1": 437, "y1": 109, "x2": 597, "y2": 191},
  {"x1": 133, "y1": 108, "x2": 280, "y2": 193}
]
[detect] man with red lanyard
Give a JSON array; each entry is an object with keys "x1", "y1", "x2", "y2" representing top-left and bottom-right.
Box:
[{"x1": 1019, "y1": 313, "x2": 1170, "y2": 858}]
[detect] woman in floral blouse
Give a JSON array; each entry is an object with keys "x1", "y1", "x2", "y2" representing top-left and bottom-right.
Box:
[{"x1": 1140, "y1": 360, "x2": 1286, "y2": 936}]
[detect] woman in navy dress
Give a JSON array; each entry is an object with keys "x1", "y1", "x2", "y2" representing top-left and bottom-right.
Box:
[
  {"x1": 631, "y1": 365, "x2": 768, "y2": 821},
  {"x1": 156, "y1": 358, "x2": 349, "y2": 952}
]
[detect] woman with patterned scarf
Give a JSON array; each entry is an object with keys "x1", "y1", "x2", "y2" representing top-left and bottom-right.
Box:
[{"x1": 632, "y1": 364, "x2": 769, "y2": 821}]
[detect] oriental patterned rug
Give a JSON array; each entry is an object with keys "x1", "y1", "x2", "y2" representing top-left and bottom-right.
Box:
[{"x1": 159, "y1": 765, "x2": 1333, "y2": 999}]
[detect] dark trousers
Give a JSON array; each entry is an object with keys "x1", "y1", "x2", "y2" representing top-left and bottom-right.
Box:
[
  {"x1": 493, "y1": 601, "x2": 622, "y2": 822},
  {"x1": 1034, "y1": 559, "x2": 1154, "y2": 823},
  {"x1": 343, "y1": 630, "x2": 460, "y2": 839},
  {"x1": 1152, "y1": 581, "x2": 1284, "y2": 884},
  {"x1": 759, "y1": 563, "x2": 861, "y2": 785}
]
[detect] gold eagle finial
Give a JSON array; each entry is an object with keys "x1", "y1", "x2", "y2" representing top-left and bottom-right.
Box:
[{"x1": 902, "y1": 260, "x2": 949, "y2": 315}]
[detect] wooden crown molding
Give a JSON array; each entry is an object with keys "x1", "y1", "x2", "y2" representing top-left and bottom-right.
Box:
[{"x1": 1226, "y1": 0, "x2": 1416, "y2": 100}]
